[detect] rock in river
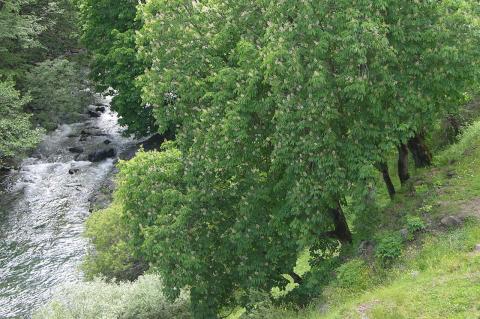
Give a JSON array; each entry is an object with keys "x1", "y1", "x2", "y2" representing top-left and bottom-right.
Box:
[
  {"x1": 68, "y1": 146, "x2": 84, "y2": 154},
  {"x1": 87, "y1": 148, "x2": 117, "y2": 162}
]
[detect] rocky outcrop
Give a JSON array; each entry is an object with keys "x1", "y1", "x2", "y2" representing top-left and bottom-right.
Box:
[
  {"x1": 95, "y1": 106, "x2": 106, "y2": 113},
  {"x1": 87, "y1": 110, "x2": 101, "y2": 118},
  {"x1": 87, "y1": 148, "x2": 117, "y2": 162}
]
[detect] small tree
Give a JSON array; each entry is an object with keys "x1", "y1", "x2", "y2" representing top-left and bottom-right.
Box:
[{"x1": 0, "y1": 80, "x2": 43, "y2": 165}]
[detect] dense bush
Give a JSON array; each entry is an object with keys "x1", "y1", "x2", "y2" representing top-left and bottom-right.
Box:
[
  {"x1": 406, "y1": 216, "x2": 426, "y2": 235},
  {"x1": 375, "y1": 233, "x2": 404, "y2": 265},
  {"x1": 83, "y1": 202, "x2": 147, "y2": 282},
  {"x1": 0, "y1": 80, "x2": 43, "y2": 165},
  {"x1": 335, "y1": 259, "x2": 373, "y2": 292},
  {"x1": 33, "y1": 275, "x2": 191, "y2": 319},
  {"x1": 24, "y1": 58, "x2": 93, "y2": 130}
]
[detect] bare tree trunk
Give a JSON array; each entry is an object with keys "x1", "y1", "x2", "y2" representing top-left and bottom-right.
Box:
[
  {"x1": 376, "y1": 162, "x2": 395, "y2": 199},
  {"x1": 328, "y1": 204, "x2": 353, "y2": 244},
  {"x1": 289, "y1": 271, "x2": 303, "y2": 284},
  {"x1": 398, "y1": 143, "x2": 410, "y2": 185},
  {"x1": 407, "y1": 132, "x2": 432, "y2": 168}
]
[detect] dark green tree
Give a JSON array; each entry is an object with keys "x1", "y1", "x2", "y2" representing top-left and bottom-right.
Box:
[
  {"x1": 77, "y1": 0, "x2": 156, "y2": 136},
  {"x1": 0, "y1": 80, "x2": 43, "y2": 165}
]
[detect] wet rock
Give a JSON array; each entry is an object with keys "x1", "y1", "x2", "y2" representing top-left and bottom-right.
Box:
[
  {"x1": 79, "y1": 130, "x2": 90, "y2": 142},
  {"x1": 95, "y1": 106, "x2": 106, "y2": 113},
  {"x1": 440, "y1": 215, "x2": 462, "y2": 228},
  {"x1": 94, "y1": 102, "x2": 106, "y2": 107},
  {"x1": 139, "y1": 132, "x2": 175, "y2": 151},
  {"x1": 87, "y1": 110, "x2": 101, "y2": 118},
  {"x1": 103, "y1": 139, "x2": 111, "y2": 145},
  {"x1": 68, "y1": 147, "x2": 84, "y2": 154},
  {"x1": 68, "y1": 168, "x2": 80, "y2": 175},
  {"x1": 87, "y1": 148, "x2": 117, "y2": 162}
]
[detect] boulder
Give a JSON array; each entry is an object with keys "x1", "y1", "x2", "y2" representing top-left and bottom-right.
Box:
[
  {"x1": 68, "y1": 168, "x2": 80, "y2": 175},
  {"x1": 79, "y1": 130, "x2": 91, "y2": 142},
  {"x1": 94, "y1": 102, "x2": 106, "y2": 107},
  {"x1": 440, "y1": 215, "x2": 462, "y2": 228},
  {"x1": 68, "y1": 146, "x2": 84, "y2": 154},
  {"x1": 95, "y1": 106, "x2": 106, "y2": 113},
  {"x1": 87, "y1": 110, "x2": 101, "y2": 118},
  {"x1": 87, "y1": 148, "x2": 117, "y2": 162},
  {"x1": 103, "y1": 139, "x2": 111, "y2": 145}
]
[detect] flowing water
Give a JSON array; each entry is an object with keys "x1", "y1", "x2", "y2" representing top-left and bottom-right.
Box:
[{"x1": 0, "y1": 96, "x2": 136, "y2": 318}]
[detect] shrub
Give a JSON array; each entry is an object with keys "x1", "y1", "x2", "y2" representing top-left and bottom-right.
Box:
[
  {"x1": 335, "y1": 259, "x2": 373, "y2": 291},
  {"x1": 375, "y1": 233, "x2": 404, "y2": 265},
  {"x1": 406, "y1": 216, "x2": 426, "y2": 234},
  {"x1": 33, "y1": 275, "x2": 191, "y2": 319},
  {"x1": 83, "y1": 202, "x2": 146, "y2": 281}
]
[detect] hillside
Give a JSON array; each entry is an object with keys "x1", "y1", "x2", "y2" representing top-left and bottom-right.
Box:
[{"x1": 254, "y1": 121, "x2": 480, "y2": 319}]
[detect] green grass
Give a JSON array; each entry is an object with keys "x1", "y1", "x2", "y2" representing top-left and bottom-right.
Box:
[{"x1": 247, "y1": 120, "x2": 480, "y2": 319}]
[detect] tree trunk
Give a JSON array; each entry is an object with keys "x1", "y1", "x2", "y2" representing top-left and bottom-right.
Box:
[
  {"x1": 289, "y1": 271, "x2": 303, "y2": 284},
  {"x1": 328, "y1": 204, "x2": 353, "y2": 244},
  {"x1": 446, "y1": 114, "x2": 461, "y2": 138},
  {"x1": 398, "y1": 143, "x2": 410, "y2": 185},
  {"x1": 375, "y1": 162, "x2": 395, "y2": 199},
  {"x1": 407, "y1": 132, "x2": 432, "y2": 168}
]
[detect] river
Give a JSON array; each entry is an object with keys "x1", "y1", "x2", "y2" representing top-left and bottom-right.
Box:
[{"x1": 0, "y1": 96, "x2": 136, "y2": 318}]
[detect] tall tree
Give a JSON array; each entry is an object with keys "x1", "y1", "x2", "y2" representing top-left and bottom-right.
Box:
[
  {"x1": 77, "y1": 0, "x2": 156, "y2": 136},
  {"x1": 121, "y1": 0, "x2": 480, "y2": 317}
]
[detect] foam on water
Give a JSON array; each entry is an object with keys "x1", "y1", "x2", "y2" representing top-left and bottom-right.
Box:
[{"x1": 0, "y1": 96, "x2": 135, "y2": 318}]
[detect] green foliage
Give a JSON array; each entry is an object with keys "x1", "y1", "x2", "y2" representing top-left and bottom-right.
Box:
[
  {"x1": 76, "y1": 0, "x2": 155, "y2": 136},
  {"x1": 83, "y1": 202, "x2": 146, "y2": 282},
  {"x1": 24, "y1": 58, "x2": 93, "y2": 130},
  {"x1": 437, "y1": 120, "x2": 480, "y2": 166},
  {"x1": 405, "y1": 216, "x2": 426, "y2": 235},
  {"x1": 375, "y1": 233, "x2": 403, "y2": 265},
  {"x1": 33, "y1": 275, "x2": 191, "y2": 319},
  {"x1": 117, "y1": 0, "x2": 480, "y2": 317},
  {"x1": 31, "y1": 0, "x2": 80, "y2": 58},
  {"x1": 0, "y1": 0, "x2": 43, "y2": 77},
  {"x1": 0, "y1": 80, "x2": 43, "y2": 165},
  {"x1": 334, "y1": 259, "x2": 373, "y2": 292}
]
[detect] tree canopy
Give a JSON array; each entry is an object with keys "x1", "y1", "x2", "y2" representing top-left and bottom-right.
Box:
[{"x1": 77, "y1": 0, "x2": 156, "y2": 136}]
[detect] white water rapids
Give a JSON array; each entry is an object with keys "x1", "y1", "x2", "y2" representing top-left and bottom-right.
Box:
[{"x1": 0, "y1": 96, "x2": 136, "y2": 318}]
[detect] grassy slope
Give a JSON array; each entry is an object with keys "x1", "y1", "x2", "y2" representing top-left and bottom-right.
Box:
[{"x1": 260, "y1": 121, "x2": 480, "y2": 319}]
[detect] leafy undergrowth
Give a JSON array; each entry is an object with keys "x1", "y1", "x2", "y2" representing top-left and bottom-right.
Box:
[{"x1": 250, "y1": 121, "x2": 480, "y2": 319}]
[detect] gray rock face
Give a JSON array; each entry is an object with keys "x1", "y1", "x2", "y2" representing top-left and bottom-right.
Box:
[
  {"x1": 87, "y1": 148, "x2": 117, "y2": 162},
  {"x1": 440, "y1": 215, "x2": 462, "y2": 227}
]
